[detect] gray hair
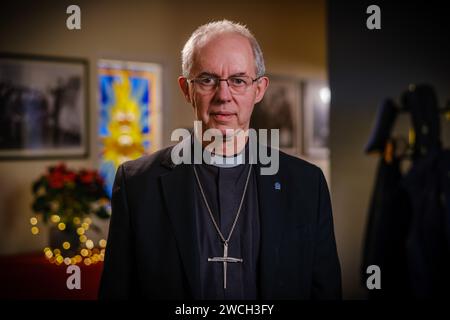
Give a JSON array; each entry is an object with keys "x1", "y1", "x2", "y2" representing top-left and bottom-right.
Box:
[{"x1": 181, "y1": 19, "x2": 266, "y2": 78}]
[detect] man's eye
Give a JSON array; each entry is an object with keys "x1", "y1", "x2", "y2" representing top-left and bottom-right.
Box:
[
  {"x1": 198, "y1": 77, "x2": 216, "y2": 85},
  {"x1": 229, "y1": 77, "x2": 247, "y2": 86}
]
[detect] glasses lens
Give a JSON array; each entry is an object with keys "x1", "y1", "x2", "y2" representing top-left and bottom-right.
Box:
[
  {"x1": 228, "y1": 76, "x2": 250, "y2": 92},
  {"x1": 196, "y1": 77, "x2": 217, "y2": 91},
  {"x1": 192, "y1": 76, "x2": 253, "y2": 94}
]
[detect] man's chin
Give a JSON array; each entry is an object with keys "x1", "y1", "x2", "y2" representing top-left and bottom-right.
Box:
[{"x1": 212, "y1": 126, "x2": 243, "y2": 139}]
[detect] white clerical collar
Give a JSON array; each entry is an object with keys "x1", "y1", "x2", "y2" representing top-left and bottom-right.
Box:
[
  {"x1": 192, "y1": 133, "x2": 248, "y2": 168},
  {"x1": 203, "y1": 148, "x2": 244, "y2": 168}
]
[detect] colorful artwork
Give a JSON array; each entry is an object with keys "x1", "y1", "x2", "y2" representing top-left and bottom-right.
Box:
[{"x1": 98, "y1": 60, "x2": 162, "y2": 196}]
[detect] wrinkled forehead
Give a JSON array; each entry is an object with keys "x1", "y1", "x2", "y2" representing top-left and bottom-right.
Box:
[{"x1": 191, "y1": 33, "x2": 255, "y2": 76}]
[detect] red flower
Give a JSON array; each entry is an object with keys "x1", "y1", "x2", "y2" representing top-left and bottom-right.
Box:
[
  {"x1": 47, "y1": 164, "x2": 77, "y2": 188},
  {"x1": 80, "y1": 171, "x2": 95, "y2": 184},
  {"x1": 48, "y1": 171, "x2": 64, "y2": 189}
]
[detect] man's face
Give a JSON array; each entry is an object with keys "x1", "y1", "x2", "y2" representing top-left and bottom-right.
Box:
[{"x1": 179, "y1": 33, "x2": 269, "y2": 135}]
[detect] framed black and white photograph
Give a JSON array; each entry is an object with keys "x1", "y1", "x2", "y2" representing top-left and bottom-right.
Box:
[
  {"x1": 303, "y1": 79, "x2": 330, "y2": 159},
  {"x1": 0, "y1": 54, "x2": 88, "y2": 159},
  {"x1": 250, "y1": 75, "x2": 302, "y2": 155}
]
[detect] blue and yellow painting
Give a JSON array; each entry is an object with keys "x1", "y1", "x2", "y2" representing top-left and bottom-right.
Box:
[{"x1": 98, "y1": 62, "x2": 161, "y2": 197}]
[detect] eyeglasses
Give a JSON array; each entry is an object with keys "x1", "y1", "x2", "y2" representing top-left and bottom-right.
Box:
[{"x1": 188, "y1": 75, "x2": 261, "y2": 94}]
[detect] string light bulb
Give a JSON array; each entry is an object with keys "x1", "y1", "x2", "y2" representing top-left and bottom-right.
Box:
[
  {"x1": 85, "y1": 240, "x2": 94, "y2": 250},
  {"x1": 56, "y1": 255, "x2": 64, "y2": 264},
  {"x1": 31, "y1": 226, "x2": 39, "y2": 235},
  {"x1": 83, "y1": 217, "x2": 92, "y2": 225},
  {"x1": 99, "y1": 239, "x2": 107, "y2": 248}
]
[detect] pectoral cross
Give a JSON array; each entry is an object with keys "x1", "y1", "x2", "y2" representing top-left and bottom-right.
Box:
[{"x1": 208, "y1": 242, "x2": 243, "y2": 289}]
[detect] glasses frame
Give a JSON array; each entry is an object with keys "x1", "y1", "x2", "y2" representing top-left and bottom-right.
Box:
[{"x1": 188, "y1": 75, "x2": 262, "y2": 94}]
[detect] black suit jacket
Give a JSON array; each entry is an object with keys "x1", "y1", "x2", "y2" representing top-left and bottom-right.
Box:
[{"x1": 99, "y1": 143, "x2": 342, "y2": 300}]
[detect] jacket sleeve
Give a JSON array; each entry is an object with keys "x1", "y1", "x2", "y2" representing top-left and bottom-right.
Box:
[
  {"x1": 98, "y1": 164, "x2": 135, "y2": 299},
  {"x1": 311, "y1": 168, "x2": 342, "y2": 299}
]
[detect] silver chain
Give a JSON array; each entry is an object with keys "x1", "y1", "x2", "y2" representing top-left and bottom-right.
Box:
[{"x1": 193, "y1": 164, "x2": 252, "y2": 245}]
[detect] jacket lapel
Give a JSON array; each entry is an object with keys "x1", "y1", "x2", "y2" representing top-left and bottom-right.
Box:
[
  {"x1": 160, "y1": 160, "x2": 201, "y2": 299},
  {"x1": 256, "y1": 161, "x2": 287, "y2": 299}
]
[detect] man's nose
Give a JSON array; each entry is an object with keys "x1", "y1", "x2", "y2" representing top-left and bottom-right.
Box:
[{"x1": 214, "y1": 80, "x2": 232, "y2": 102}]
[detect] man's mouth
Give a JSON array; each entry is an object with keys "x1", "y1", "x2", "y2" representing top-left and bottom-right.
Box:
[{"x1": 210, "y1": 112, "x2": 236, "y2": 122}]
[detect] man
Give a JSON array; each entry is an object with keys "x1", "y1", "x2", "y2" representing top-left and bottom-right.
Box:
[{"x1": 99, "y1": 20, "x2": 341, "y2": 299}]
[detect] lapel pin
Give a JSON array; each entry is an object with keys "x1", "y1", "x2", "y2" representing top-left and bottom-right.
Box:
[{"x1": 274, "y1": 182, "x2": 281, "y2": 190}]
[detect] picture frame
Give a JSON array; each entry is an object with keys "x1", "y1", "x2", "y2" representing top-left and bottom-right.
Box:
[
  {"x1": 302, "y1": 79, "x2": 330, "y2": 159},
  {"x1": 250, "y1": 75, "x2": 303, "y2": 155},
  {"x1": 0, "y1": 53, "x2": 89, "y2": 159}
]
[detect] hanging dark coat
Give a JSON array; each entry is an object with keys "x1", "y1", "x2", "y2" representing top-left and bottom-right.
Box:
[
  {"x1": 362, "y1": 145, "x2": 413, "y2": 299},
  {"x1": 402, "y1": 149, "x2": 450, "y2": 299}
]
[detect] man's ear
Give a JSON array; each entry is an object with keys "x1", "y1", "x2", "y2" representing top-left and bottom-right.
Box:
[
  {"x1": 178, "y1": 76, "x2": 192, "y2": 103},
  {"x1": 254, "y1": 76, "x2": 269, "y2": 104}
]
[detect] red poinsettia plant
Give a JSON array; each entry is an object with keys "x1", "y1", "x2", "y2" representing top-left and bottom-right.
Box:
[{"x1": 31, "y1": 163, "x2": 111, "y2": 229}]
